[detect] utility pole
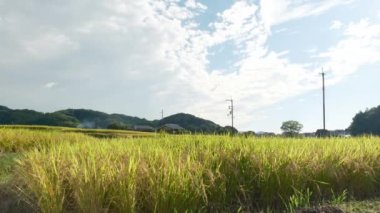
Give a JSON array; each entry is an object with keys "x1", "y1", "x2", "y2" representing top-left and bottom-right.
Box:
[
  {"x1": 161, "y1": 109, "x2": 164, "y2": 119},
  {"x1": 226, "y1": 98, "x2": 234, "y2": 130},
  {"x1": 321, "y1": 69, "x2": 326, "y2": 130}
]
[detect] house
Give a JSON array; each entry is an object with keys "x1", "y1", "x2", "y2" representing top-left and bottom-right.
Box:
[
  {"x1": 158, "y1": 124, "x2": 185, "y2": 134},
  {"x1": 133, "y1": 125, "x2": 155, "y2": 132}
]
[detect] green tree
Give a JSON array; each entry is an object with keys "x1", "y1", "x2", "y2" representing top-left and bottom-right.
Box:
[
  {"x1": 281, "y1": 120, "x2": 303, "y2": 136},
  {"x1": 349, "y1": 105, "x2": 380, "y2": 136},
  {"x1": 107, "y1": 123, "x2": 129, "y2": 130}
]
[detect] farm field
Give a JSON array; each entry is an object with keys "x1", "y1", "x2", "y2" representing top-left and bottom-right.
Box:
[
  {"x1": 0, "y1": 126, "x2": 380, "y2": 212},
  {"x1": 0, "y1": 125, "x2": 155, "y2": 139}
]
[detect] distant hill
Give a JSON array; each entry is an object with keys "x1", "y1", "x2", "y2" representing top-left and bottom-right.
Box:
[
  {"x1": 0, "y1": 105, "x2": 235, "y2": 133},
  {"x1": 0, "y1": 107, "x2": 80, "y2": 127},
  {"x1": 158, "y1": 113, "x2": 224, "y2": 133},
  {"x1": 56, "y1": 109, "x2": 153, "y2": 129},
  {"x1": 0, "y1": 106, "x2": 10, "y2": 111}
]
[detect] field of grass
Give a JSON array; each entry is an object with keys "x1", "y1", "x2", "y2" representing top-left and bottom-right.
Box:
[
  {"x1": 0, "y1": 125, "x2": 155, "y2": 139},
  {"x1": 0, "y1": 126, "x2": 380, "y2": 212}
]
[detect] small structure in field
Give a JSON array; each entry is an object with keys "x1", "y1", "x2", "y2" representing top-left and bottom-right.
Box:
[
  {"x1": 303, "y1": 132, "x2": 316, "y2": 137},
  {"x1": 330, "y1": 129, "x2": 350, "y2": 137},
  {"x1": 133, "y1": 125, "x2": 155, "y2": 132},
  {"x1": 158, "y1": 124, "x2": 185, "y2": 134}
]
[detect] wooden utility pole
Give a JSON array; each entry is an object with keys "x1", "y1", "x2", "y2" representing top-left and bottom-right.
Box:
[
  {"x1": 226, "y1": 99, "x2": 234, "y2": 130},
  {"x1": 321, "y1": 69, "x2": 326, "y2": 130},
  {"x1": 161, "y1": 109, "x2": 164, "y2": 119}
]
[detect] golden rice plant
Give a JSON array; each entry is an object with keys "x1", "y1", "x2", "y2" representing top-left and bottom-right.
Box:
[{"x1": 9, "y1": 131, "x2": 380, "y2": 212}]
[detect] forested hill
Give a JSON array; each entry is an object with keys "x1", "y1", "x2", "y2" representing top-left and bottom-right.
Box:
[
  {"x1": 158, "y1": 113, "x2": 227, "y2": 133},
  {"x1": 0, "y1": 105, "x2": 235, "y2": 133}
]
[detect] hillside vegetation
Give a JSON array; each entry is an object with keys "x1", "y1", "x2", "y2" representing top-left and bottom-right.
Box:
[{"x1": 0, "y1": 106, "x2": 233, "y2": 133}]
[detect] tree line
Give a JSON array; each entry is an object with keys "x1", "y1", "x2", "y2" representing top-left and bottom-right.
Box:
[{"x1": 280, "y1": 105, "x2": 380, "y2": 136}]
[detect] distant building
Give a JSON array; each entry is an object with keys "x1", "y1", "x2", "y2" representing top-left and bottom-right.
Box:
[
  {"x1": 303, "y1": 132, "x2": 316, "y2": 137},
  {"x1": 304, "y1": 129, "x2": 351, "y2": 138},
  {"x1": 133, "y1": 125, "x2": 155, "y2": 132},
  {"x1": 330, "y1": 129, "x2": 350, "y2": 137},
  {"x1": 158, "y1": 124, "x2": 185, "y2": 134}
]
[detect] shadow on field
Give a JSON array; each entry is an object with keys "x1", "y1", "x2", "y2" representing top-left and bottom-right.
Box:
[{"x1": 0, "y1": 184, "x2": 35, "y2": 213}]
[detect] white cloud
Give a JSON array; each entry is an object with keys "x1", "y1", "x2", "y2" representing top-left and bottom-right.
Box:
[
  {"x1": 0, "y1": 0, "x2": 377, "y2": 131},
  {"x1": 166, "y1": 0, "x2": 322, "y2": 127},
  {"x1": 44, "y1": 82, "x2": 57, "y2": 89},
  {"x1": 260, "y1": 0, "x2": 353, "y2": 29},
  {"x1": 185, "y1": 0, "x2": 207, "y2": 10},
  {"x1": 0, "y1": 0, "x2": 206, "y2": 116},
  {"x1": 319, "y1": 19, "x2": 380, "y2": 81},
  {"x1": 330, "y1": 20, "x2": 343, "y2": 30},
  {"x1": 177, "y1": 1, "x2": 378, "y2": 129},
  {"x1": 24, "y1": 33, "x2": 79, "y2": 59},
  {"x1": 274, "y1": 28, "x2": 288, "y2": 34}
]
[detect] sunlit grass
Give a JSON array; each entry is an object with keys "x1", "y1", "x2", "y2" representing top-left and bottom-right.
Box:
[
  {"x1": 1, "y1": 127, "x2": 380, "y2": 211},
  {"x1": 3, "y1": 129, "x2": 378, "y2": 212},
  {"x1": 0, "y1": 125, "x2": 155, "y2": 140},
  {"x1": 0, "y1": 128, "x2": 92, "y2": 152}
]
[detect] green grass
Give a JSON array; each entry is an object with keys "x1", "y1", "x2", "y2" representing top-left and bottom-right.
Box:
[
  {"x1": 1, "y1": 127, "x2": 380, "y2": 212},
  {"x1": 0, "y1": 153, "x2": 19, "y2": 184}
]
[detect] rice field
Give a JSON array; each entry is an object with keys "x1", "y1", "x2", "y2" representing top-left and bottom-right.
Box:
[
  {"x1": 0, "y1": 126, "x2": 380, "y2": 212},
  {"x1": 1, "y1": 125, "x2": 154, "y2": 139}
]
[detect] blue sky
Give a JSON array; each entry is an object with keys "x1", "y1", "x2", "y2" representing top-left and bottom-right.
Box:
[{"x1": 0, "y1": 0, "x2": 379, "y2": 132}]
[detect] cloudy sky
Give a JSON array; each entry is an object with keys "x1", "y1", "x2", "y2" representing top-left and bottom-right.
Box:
[{"x1": 1, "y1": 0, "x2": 379, "y2": 132}]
